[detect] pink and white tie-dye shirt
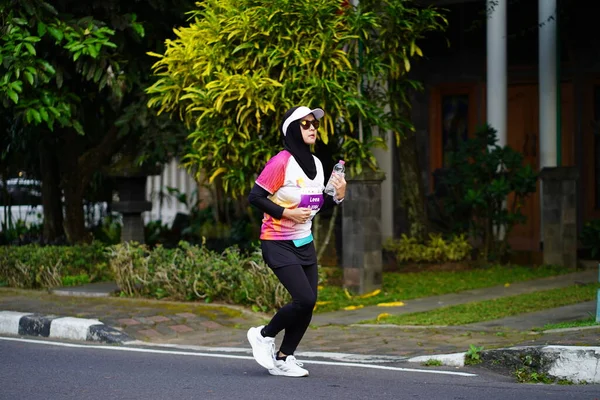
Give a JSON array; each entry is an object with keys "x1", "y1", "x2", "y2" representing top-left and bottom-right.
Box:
[{"x1": 255, "y1": 150, "x2": 325, "y2": 240}]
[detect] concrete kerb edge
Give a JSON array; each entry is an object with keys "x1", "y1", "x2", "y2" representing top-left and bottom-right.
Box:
[
  {"x1": 407, "y1": 345, "x2": 600, "y2": 383},
  {"x1": 407, "y1": 352, "x2": 466, "y2": 367},
  {"x1": 479, "y1": 345, "x2": 600, "y2": 383},
  {"x1": 0, "y1": 310, "x2": 132, "y2": 344}
]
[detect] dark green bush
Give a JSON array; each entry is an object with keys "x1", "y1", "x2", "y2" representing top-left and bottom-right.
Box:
[
  {"x1": 579, "y1": 219, "x2": 600, "y2": 259},
  {"x1": 434, "y1": 125, "x2": 538, "y2": 261}
]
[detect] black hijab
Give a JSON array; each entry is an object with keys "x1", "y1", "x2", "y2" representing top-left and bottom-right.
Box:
[{"x1": 281, "y1": 107, "x2": 317, "y2": 180}]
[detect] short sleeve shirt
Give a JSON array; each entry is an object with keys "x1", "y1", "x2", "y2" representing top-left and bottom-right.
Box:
[{"x1": 255, "y1": 150, "x2": 325, "y2": 240}]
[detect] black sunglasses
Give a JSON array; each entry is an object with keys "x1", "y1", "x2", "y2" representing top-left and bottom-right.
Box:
[{"x1": 299, "y1": 119, "x2": 320, "y2": 129}]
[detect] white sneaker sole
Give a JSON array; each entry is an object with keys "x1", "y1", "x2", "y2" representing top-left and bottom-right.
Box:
[
  {"x1": 247, "y1": 328, "x2": 275, "y2": 370},
  {"x1": 268, "y1": 368, "x2": 309, "y2": 377}
]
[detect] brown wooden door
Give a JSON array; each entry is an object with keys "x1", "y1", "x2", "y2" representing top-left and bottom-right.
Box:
[
  {"x1": 505, "y1": 83, "x2": 574, "y2": 252},
  {"x1": 429, "y1": 82, "x2": 574, "y2": 253},
  {"x1": 506, "y1": 85, "x2": 540, "y2": 251}
]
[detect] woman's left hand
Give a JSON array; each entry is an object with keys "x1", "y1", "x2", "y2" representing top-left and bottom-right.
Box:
[{"x1": 330, "y1": 173, "x2": 347, "y2": 200}]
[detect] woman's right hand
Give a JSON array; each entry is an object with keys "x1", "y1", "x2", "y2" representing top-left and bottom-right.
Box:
[{"x1": 282, "y1": 207, "x2": 312, "y2": 224}]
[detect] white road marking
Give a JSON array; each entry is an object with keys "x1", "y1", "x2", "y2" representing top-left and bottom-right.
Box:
[
  {"x1": 0, "y1": 336, "x2": 478, "y2": 377},
  {"x1": 125, "y1": 341, "x2": 410, "y2": 364}
]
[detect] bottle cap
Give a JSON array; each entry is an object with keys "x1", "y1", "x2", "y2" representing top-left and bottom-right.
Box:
[{"x1": 339, "y1": 160, "x2": 345, "y2": 164}]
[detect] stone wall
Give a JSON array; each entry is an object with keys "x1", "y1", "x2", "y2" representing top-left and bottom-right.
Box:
[{"x1": 540, "y1": 167, "x2": 579, "y2": 268}]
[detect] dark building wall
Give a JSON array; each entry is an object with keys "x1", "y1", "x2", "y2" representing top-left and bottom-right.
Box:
[{"x1": 392, "y1": 0, "x2": 600, "y2": 238}]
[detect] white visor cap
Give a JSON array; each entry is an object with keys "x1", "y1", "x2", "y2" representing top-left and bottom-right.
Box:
[{"x1": 282, "y1": 106, "x2": 325, "y2": 136}]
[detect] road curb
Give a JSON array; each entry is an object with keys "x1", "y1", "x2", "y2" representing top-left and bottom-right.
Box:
[
  {"x1": 0, "y1": 311, "x2": 131, "y2": 344},
  {"x1": 407, "y1": 352, "x2": 466, "y2": 367},
  {"x1": 480, "y1": 345, "x2": 600, "y2": 384},
  {"x1": 412, "y1": 345, "x2": 600, "y2": 383}
]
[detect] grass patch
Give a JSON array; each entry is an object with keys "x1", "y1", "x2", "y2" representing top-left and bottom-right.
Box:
[
  {"x1": 315, "y1": 264, "x2": 573, "y2": 313},
  {"x1": 363, "y1": 284, "x2": 599, "y2": 326},
  {"x1": 537, "y1": 316, "x2": 600, "y2": 331},
  {"x1": 61, "y1": 274, "x2": 90, "y2": 287},
  {"x1": 422, "y1": 359, "x2": 443, "y2": 367}
]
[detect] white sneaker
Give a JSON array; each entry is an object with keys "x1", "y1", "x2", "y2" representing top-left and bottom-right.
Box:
[
  {"x1": 268, "y1": 355, "x2": 309, "y2": 377},
  {"x1": 247, "y1": 326, "x2": 275, "y2": 370}
]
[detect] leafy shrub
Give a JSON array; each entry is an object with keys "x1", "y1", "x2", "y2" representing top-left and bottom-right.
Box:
[
  {"x1": 579, "y1": 219, "x2": 600, "y2": 259},
  {"x1": 433, "y1": 125, "x2": 538, "y2": 261},
  {"x1": 384, "y1": 234, "x2": 472, "y2": 263},
  {"x1": 0, "y1": 218, "x2": 44, "y2": 245},
  {"x1": 91, "y1": 215, "x2": 122, "y2": 245},
  {"x1": 464, "y1": 344, "x2": 484, "y2": 365},
  {"x1": 107, "y1": 241, "x2": 290, "y2": 313},
  {"x1": 0, "y1": 242, "x2": 110, "y2": 289}
]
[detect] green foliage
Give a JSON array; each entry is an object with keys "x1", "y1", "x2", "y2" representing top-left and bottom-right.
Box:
[
  {"x1": 0, "y1": 242, "x2": 110, "y2": 288},
  {"x1": 91, "y1": 215, "x2": 122, "y2": 245},
  {"x1": 383, "y1": 233, "x2": 472, "y2": 263},
  {"x1": 512, "y1": 354, "x2": 575, "y2": 384},
  {"x1": 514, "y1": 368, "x2": 559, "y2": 384},
  {"x1": 435, "y1": 124, "x2": 538, "y2": 261},
  {"x1": 464, "y1": 344, "x2": 483, "y2": 365},
  {"x1": 1, "y1": 1, "x2": 193, "y2": 244},
  {"x1": 0, "y1": 1, "x2": 122, "y2": 132},
  {"x1": 147, "y1": 0, "x2": 446, "y2": 196},
  {"x1": 0, "y1": 218, "x2": 43, "y2": 245},
  {"x1": 354, "y1": 0, "x2": 447, "y2": 142},
  {"x1": 107, "y1": 241, "x2": 290, "y2": 312},
  {"x1": 579, "y1": 219, "x2": 600, "y2": 259}
]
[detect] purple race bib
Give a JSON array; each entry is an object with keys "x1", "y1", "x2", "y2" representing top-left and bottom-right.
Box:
[{"x1": 298, "y1": 193, "x2": 324, "y2": 212}]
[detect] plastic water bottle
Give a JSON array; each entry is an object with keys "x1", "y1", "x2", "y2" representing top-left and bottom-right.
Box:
[{"x1": 324, "y1": 160, "x2": 345, "y2": 196}]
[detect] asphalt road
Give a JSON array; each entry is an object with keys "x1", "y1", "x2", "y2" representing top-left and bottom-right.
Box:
[{"x1": 1, "y1": 337, "x2": 598, "y2": 400}]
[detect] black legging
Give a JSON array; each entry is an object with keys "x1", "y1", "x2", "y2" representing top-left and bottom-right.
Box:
[{"x1": 262, "y1": 262, "x2": 318, "y2": 356}]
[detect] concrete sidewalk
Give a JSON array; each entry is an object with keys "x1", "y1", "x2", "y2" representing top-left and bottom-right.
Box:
[{"x1": 1, "y1": 268, "x2": 599, "y2": 382}]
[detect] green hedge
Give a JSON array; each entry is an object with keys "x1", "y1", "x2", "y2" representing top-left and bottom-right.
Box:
[
  {"x1": 108, "y1": 241, "x2": 290, "y2": 313},
  {"x1": 0, "y1": 241, "x2": 302, "y2": 313},
  {"x1": 0, "y1": 242, "x2": 110, "y2": 288}
]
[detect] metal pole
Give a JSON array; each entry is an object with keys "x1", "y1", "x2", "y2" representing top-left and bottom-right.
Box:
[{"x1": 597, "y1": 263, "x2": 600, "y2": 323}]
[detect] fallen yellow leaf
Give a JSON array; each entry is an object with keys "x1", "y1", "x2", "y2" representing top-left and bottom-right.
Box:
[
  {"x1": 358, "y1": 289, "x2": 381, "y2": 299},
  {"x1": 343, "y1": 305, "x2": 364, "y2": 311},
  {"x1": 316, "y1": 301, "x2": 331, "y2": 305},
  {"x1": 376, "y1": 313, "x2": 391, "y2": 321},
  {"x1": 377, "y1": 301, "x2": 405, "y2": 307},
  {"x1": 343, "y1": 288, "x2": 353, "y2": 299},
  {"x1": 317, "y1": 285, "x2": 324, "y2": 290},
  {"x1": 504, "y1": 283, "x2": 510, "y2": 287}
]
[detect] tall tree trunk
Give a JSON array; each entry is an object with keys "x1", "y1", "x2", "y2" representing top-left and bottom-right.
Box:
[
  {"x1": 39, "y1": 140, "x2": 64, "y2": 242},
  {"x1": 62, "y1": 173, "x2": 88, "y2": 244},
  {"x1": 57, "y1": 126, "x2": 123, "y2": 244}
]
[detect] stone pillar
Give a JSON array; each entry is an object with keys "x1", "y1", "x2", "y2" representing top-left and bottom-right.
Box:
[
  {"x1": 539, "y1": 167, "x2": 578, "y2": 268},
  {"x1": 112, "y1": 175, "x2": 152, "y2": 244},
  {"x1": 342, "y1": 170, "x2": 385, "y2": 294}
]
